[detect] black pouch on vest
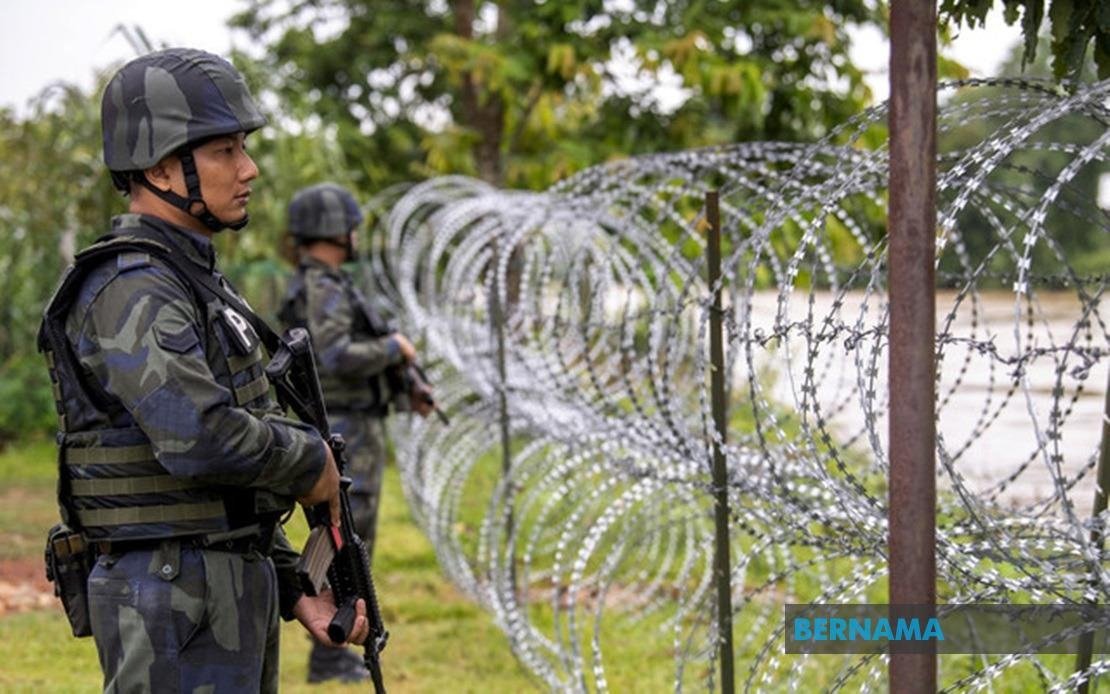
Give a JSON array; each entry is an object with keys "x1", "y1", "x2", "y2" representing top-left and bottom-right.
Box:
[{"x1": 44, "y1": 523, "x2": 93, "y2": 637}]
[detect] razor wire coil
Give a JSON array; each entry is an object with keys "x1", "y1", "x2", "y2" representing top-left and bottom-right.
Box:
[{"x1": 362, "y1": 78, "x2": 1110, "y2": 691}]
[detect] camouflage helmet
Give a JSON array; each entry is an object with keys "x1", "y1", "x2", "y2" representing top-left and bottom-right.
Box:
[
  {"x1": 101, "y1": 48, "x2": 266, "y2": 232},
  {"x1": 287, "y1": 183, "x2": 364, "y2": 240},
  {"x1": 102, "y1": 47, "x2": 266, "y2": 172}
]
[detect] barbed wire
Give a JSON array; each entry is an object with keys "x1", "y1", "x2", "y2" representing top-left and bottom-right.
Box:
[{"x1": 362, "y1": 78, "x2": 1110, "y2": 691}]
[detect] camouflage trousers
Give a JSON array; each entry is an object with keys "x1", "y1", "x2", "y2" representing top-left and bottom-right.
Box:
[
  {"x1": 88, "y1": 542, "x2": 280, "y2": 693},
  {"x1": 329, "y1": 412, "x2": 387, "y2": 558}
]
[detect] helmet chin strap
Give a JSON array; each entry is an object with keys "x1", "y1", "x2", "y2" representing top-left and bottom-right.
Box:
[
  {"x1": 343, "y1": 232, "x2": 360, "y2": 264},
  {"x1": 140, "y1": 147, "x2": 249, "y2": 232}
]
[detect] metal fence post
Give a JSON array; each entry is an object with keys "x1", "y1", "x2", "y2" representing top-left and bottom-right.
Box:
[
  {"x1": 1075, "y1": 367, "x2": 1110, "y2": 694},
  {"x1": 706, "y1": 190, "x2": 735, "y2": 693},
  {"x1": 491, "y1": 240, "x2": 516, "y2": 591},
  {"x1": 888, "y1": 0, "x2": 938, "y2": 691}
]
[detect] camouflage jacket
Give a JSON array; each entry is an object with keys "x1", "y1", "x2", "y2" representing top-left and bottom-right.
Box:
[
  {"x1": 278, "y1": 257, "x2": 404, "y2": 413},
  {"x1": 40, "y1": 214, "x2": 325, "y2": 614}
]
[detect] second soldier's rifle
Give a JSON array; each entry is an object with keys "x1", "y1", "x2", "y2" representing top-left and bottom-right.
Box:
[
  {"x1": 266, "y1": 327, "x2": 388, "y2": 694},
  {"x1": 398, "y1": 360, "x2": 449, "y2": 426}
]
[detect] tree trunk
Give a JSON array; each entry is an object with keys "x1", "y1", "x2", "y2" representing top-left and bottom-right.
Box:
[{"x1": 454, "y1": 0, "x2": 504, "y2": 185}]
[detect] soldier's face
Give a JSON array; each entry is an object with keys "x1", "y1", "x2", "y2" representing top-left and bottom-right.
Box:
[{"x1": 191, "y1": 132, "x2": 259, "y2": 225}]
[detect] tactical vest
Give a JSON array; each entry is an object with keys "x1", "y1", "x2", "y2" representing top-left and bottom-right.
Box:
[
  {"x1": 40, "y1": 223, "x2": 285, "y2": 542},
  {"x1": 278, "y1": 262, "x2": 392, "y2": 414}
]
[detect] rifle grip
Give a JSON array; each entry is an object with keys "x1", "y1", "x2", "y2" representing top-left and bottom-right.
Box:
[
  {"x1": 308, "y1": 501, "x2": 332, "y2": 529},
  {"x1": 328, "y1": 598, "x2": 357, "y2": 643}
]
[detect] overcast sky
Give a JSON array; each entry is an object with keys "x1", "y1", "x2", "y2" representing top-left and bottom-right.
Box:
[
  {"x1": 0, "y1": 1, "x2": 242, "y2": 115},
  {"x1": 0, "y1": 2, "x2": 1021, "y2": 116}
]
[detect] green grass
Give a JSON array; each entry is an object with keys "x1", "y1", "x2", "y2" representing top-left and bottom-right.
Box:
[
  {"x1": 0, "y1": 610, "x2": 102, "y2": 692},
  {"x1": 4, "y1": 438, "x2": 1106, "y2": 692},
  {"x1": 0, "y1": 485, "x2": 59, "y2": 561},
  {"x1": 0, "y1": 437, "x2": 62, "y2": 560},
  {"x1": 0, "y1": 440, "x2": 538, "y2": 693},
  {"x1": 0, "y1": 437, "x2": 56, "y2": 485}
]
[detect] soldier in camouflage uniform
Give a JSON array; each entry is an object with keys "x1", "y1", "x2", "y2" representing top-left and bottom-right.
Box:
[
  {"x1": 39, "y1": 49, "x2": 369, "y2": 693},
  {"x1": 278, "y1": 182, "x2": 431, "y2": 684}
]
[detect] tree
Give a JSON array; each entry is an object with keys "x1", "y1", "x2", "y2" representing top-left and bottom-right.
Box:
[
  {"x1": 0, "y1": 82, "x2": 122, "y2": 443},
  {"x1": 941, "y1": 0, "x2": 1110, "y2": 80},
  {"x1": 232, "y1": 0, "x2": 884, "y2": 191},
  {"x1": 936, "y1": 37, "x2": 1109, "y2": 283}
]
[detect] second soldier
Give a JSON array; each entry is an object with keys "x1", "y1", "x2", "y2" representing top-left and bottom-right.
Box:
[{"x1": 279, "y1": 182, "x2": 432, "y2": 683}]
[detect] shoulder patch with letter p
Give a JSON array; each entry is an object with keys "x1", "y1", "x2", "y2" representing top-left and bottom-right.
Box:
[{"x1": 219, "y1": 308, "x2": 260, "y2": 354}]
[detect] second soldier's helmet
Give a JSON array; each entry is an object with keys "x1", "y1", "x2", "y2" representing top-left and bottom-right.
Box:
[
  {"x1": 101, "y1": 48, "x2": 267, "y2": 230},
  {"x1": 287, "y1": 183, "x2": 364, "y2": 241}
]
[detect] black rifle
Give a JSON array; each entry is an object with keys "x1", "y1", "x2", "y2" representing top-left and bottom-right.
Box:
[
  {"x1": 266, "y1": 327, "x2": 388, "y2": 693},
  {"x1": 398, "y1": 360, "x2": 450, "y2": 426}
]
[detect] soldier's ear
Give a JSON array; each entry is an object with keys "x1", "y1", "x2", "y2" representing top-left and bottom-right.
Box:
[{"x1": 142, "y1": 158, "x2": 176, "y2": 193}]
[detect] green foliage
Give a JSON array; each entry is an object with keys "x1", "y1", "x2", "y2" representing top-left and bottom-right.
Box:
[
  {"x1": 0, "y1": 81, "x2": 123, "y2": 444},
  {"x1": 0, "y1": 356, "x2": 55, "y2": 447},
  {"x1": 232, "y1": 0, "x2": 884, "y2": 191},
  {"x1": 941, "y1": 0, "x2": 1110, "y2": 80},
  {"x1": 0, "y1": 2, "x2": 894, "y2": 440},
  {"x1": 936, "y1": 38, "x2": 1109, "y2": 283}
]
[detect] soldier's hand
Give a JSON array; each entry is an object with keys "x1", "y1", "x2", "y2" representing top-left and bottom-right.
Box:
[
  {"x1": 411, "y1": 382, "x2": 434, "y2": 418},
  {"x1": 350, "y1": 598, "x2": 369, "y2": 645},
  {"x1": 293, "y1": 590, "x2": 370, "y2": 646},
  {"x1": 391, "y1": 332, "x2": 417, "y2": 363},
  {"x1": 298, "y1": 443, "x2": 341, "y2": 526}
]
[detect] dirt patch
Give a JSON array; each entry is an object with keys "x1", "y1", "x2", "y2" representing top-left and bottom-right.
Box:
[{"x1": 0, "y1": 555, "x2": 57, "y2": 617}]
